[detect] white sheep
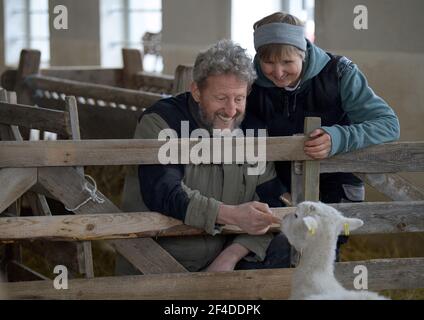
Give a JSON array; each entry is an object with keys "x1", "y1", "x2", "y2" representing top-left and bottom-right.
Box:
[{"x1": 281, "y1": 201, "x2": 387, "y2": 300}]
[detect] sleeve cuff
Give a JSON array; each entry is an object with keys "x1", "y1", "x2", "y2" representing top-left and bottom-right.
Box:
[
  {"x1": 321, "y1": 125, "x2": 341, "y2": 156},
  {"x1": 184, "y1": 190, "x2": 222, "y2": 235}
]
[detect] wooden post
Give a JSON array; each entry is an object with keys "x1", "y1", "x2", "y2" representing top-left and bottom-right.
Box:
[
  {"x1": 14, "y1": 49, "x2": 41, "y2": 105},
  {"x1": 172, "y1": 65, "x2": 193, "y2": 96},
  {"x1": 65, "y1": 96, "x2": 94, "y2": 279},
  {"x1": 303, "y1": 117, "x2": 321, "y2": 201},
  {"x1": 122, "y1": 48, "x2": 143, "y2": 89},
  {"x1": 291, "y1": 134, "x2": 305, "y2": 205}
]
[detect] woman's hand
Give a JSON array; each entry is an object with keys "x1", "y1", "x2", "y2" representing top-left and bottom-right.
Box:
[{"x1": 304, "y1": 128, "x2": 332, "y2": 159}]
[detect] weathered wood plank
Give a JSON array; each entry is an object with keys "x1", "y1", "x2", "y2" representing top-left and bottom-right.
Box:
[
  {"x1": 320, "y1": 142, "x2": 424, "y2": 173},
  {"x1": 37, "y1": 166, "x2": 187, "y2": 274},
  {"x1": 32, "y1": 96, "x2": 141, "y2": 139},
  {"x1": 172, "y1": 65, "x2": 193, "y2": 95},
  {"x1": 14, "y1": 49, "x2": 40, "y2": 105},
  {"x1": 0, "y1": 89, "x2": 16, "y2": 141},
  {"x1": 122, "y1": 49, "x2": 143, "y2": 89},
  {"x1": 6, "y1": 92, "x2": 23, "y2": 141},
  {"x1": 136, "y1": 71, "x2": 174, "y2": 93},
  {"x1": 0, "y1": 102, "x2": 69, "y2": 136},
  {"x1": 26, "y1": 75, "x2": 163, "y2": 108},
  {"x1": 303, "y1": 117, "x2": 321, "y2": 201},
  {"x1": 356, "y1": 173, "x2": 424, "y2": 201},
  {"x1": 1, "y1": 258, "x2": 422, "y2": 299},
  {"x1": 64, "y1": 96, "x2": 94, "y2": 278},
  {"x1": 41, "y1": 67, "x2": 123, "y2": 86},
  {"x1": 112, "y1": 238, "x2": 188, "y2": 274},
  {"x1": 1, "y1": 139, "x2": 422, "y2": 172},
  {"x1": 0, "y1": 136, "x2": 307, "y2": 167},
  {"x1": 0, "y1": 168, "x2": 37, "y2": 213},
  {"x1": 1, "y1": 201, "x2": 423, "y2": 242}
]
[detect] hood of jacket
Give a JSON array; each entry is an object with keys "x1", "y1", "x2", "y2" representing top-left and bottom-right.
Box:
[{"x1": 254, "y1": 39, "x2": 331, "y2": 89}]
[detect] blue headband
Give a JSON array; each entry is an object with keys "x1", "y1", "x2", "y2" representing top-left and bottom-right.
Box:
[{"x1": 254, "y1": 22, "x2": 306, "y2": 51}]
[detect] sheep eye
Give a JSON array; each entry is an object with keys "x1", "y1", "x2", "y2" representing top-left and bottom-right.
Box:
[{"x1": 294, "y1": 214, "x2": 298, "y2": 218}]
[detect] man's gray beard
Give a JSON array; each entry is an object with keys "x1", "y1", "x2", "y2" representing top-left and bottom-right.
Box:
[{"x1": 198, "y1": 107, "x2": 245, "y2": 132}]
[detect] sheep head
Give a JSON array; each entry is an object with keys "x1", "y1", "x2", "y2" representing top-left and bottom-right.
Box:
[{"x1": 280, "y1": 201, "x2": 363, "y2": 251}]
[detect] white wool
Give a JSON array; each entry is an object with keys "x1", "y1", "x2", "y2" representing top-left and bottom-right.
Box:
[{"x1": 281, "y1": 201, "x2": 388, "y2": 300}]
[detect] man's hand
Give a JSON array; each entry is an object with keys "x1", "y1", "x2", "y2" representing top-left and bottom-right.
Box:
[
  {"x1": 304, "y1": 128, "x2": 332, "y2": 159},
  {"x1": 205, "y1": 243, "x2": 249, "y2": 272},
  {"x1": 217, "y1": 201, "x2": 280, "y2": 235}
]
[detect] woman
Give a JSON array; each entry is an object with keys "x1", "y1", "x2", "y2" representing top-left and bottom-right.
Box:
[{"x1": 244, "y1": 12, "x2": 400, "y2": 204}]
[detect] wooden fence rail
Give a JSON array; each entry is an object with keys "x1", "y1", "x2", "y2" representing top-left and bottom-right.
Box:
[
  {"x1": 0, "y1": 202, "x2": 423, "y2": 243},
  {"x1": 0, "y1": 139, "x2": 423, "y2": 173},
  {"x1": 1, "y1": 258, "x2": 423, "y2": 299},
  {"x1": 25, "y1": 75, "x2": 164, "y2": 108}
]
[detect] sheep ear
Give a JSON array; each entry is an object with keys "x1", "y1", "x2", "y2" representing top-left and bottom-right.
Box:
[
  {"x1": 341, "y1": 218, "x2": 364, "y2": 234},
  {"x1": 307, "y1": 203, "x2": 316, "y2": 213},
  {"x1": 303, "y1": 216, "x2": 318, "y2": 234}
]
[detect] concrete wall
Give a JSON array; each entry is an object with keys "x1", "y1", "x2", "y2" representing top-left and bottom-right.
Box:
[
  {"x1": 49, "y1": 0, "x2": 100, "y2": 66},
  {"x1": 315, "y1": 0, "x2": 424, "y2": 192},
  {"x1": 161, "y1": 0, "x2": 231, "y2": 74}
]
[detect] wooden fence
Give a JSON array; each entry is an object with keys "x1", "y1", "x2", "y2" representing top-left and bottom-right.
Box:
[
  {"x1": 0, "y1": 94, "x2": 423, "y2": 298},
  {"x1": 0, "y1": 49, "x2": 192, "y2": 139},
  {"x1": 0, "y1": 49, "x2": 423, "y2": 299}
]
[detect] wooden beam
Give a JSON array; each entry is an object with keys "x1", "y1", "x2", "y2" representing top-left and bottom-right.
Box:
[
  {"x1": 320, "y1": 142, "x2": 424, "y2": 173},
  {"x1": 303, "y1": 117, "x2": 321, "y2": 201},
  {"x1": 41, "y1": 67, "x2": 123, "y2": 86},
  {"x1": 64, "y1": 96, "x2": 94, "y2": 278},
  {"x1": 14, "y1": 49, "x2": 41, "y2": 105},
  {"x1": 0, "y1": 136, "x2": 307, "y2": 167},
  {"x1": 0, "y1": 168, "x2": 37, "y2": 213},
  {"x1": 1, "y1": 139, "x2": 422, "y2": 172},
  {"x1": 136, "y1": 71, "x2": 174, "y2": 93},
  {"x1": 2, "y1": 258, "x2": 423, "y2": 299},
  {"x1": 1, "y1": 201, "x2": 423, "y2": 242},
  {"x1": 122, "y1": 49, "x2": 143, "y2": 89},
  {"x1": 25, "y1": 75, "x2": 163, "y2": 108},
  {"x1": 32, "y1": 96, "x2": 141, "y2": 139},
  {"x1": 172, "y1": 65, "x2": 193, "y2": 96},
  {"x1": 0, "y1": 102, "x2": 70, "y2": 136},
  {"x1": 356, "y1": 173, "x2": 424, "y2": 201},
  {"x1": 37, "y1": 166, "x2": 187, "y2": 274},
  {"x1": 5, "y1": 92, "x2": 23, "y2": 141}
]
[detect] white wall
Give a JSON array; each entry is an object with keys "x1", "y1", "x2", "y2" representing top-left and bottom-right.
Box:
[
  {"x1": 161, "y1": 0, "x2": 231, "y2": 74},
  {"x1": 49, "y1": 0, "x2": 100, "y2": 66}
]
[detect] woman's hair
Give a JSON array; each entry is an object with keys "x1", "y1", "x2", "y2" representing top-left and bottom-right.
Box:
[
  {"x1": 253, "y1": 12, "x2": 306, "y2": 62},
  {"x1": 193, "y1": 39, "x2": 257, "y2": 90}
]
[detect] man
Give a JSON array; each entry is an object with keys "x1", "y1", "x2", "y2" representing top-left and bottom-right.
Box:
[{"x1": 119, "y1": 40, "x2": 290, "y2": 274}]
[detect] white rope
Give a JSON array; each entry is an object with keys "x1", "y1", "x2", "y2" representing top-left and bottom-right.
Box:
[{"x1": 65, "y1": 175, "x2": 105, "y2": 211}]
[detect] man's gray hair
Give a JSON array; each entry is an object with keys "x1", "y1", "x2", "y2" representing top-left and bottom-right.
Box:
[{"x1": 193, "y1": 39, "x2": 257, "y2": 89}]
